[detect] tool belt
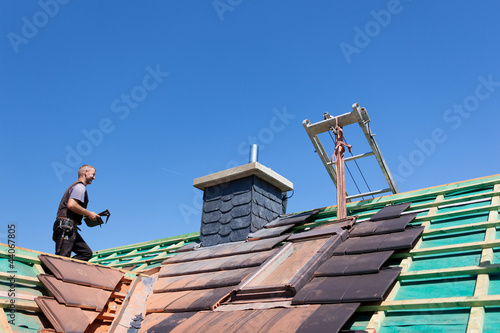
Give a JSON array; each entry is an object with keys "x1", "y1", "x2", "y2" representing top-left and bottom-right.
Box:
[{"x1": 56, "y1": 218, "x2": 78, "y2": 232}]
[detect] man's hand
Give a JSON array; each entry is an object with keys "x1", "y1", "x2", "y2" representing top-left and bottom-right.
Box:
[{"x1": 86, "y1": 211, "x2": 99, "y2": 221}]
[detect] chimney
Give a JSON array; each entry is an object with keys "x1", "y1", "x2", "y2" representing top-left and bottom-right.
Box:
[{"x1": 193, "y1": 159, "x2": 293, "y2": 247}]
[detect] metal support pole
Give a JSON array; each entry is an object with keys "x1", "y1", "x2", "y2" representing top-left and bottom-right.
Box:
[{"x1": 334, "y1": 126, "x2": 350, "y2": 220}]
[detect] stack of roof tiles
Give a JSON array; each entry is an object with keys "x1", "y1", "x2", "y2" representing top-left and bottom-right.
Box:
[
  {"x1": 34, "y1": 255, "x2": 127, "y2": 332},
  {"x1": 139, "y1": 203, "x2": 423, "y2": 332}
]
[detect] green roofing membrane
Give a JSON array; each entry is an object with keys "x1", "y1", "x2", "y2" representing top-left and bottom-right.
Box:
[
  {"x1": 489, "y1": 273, "x2": 500, "y2": 296},
  {"x1": 445, "y1": 186, "x2": 494, "y2": 199},
  {"x1": 493, "y1": 249, "x2": 500, "y2": 265},
  {"x1": 420, "y1": 230, "x2": 486, "y2": 249},
  {"x1": 90, "y1": 232, "x2": 200, "y2": 271},
  {"x1": 348, "y1": 206, "x2": 384, "y2": 217},
  {"x1": 414, "y1": 210, "x2": 432, "y2": 219},
  {"x1": 404, "y1": 196, "x2": 438, "y2": 206},
  {"x1": 428, "y1": 213, "x2": 489, "y2": 230},
  {"x1": 409, "y1": 251, "x2": 482, "y2": 271},
  {"x1": 379, "y1": 309, "x2": 470, "y2": 333},
  {"x1": 136, "y1": 247, "x2": 162, "y2": 254},
  {"x1": 484, "y1": 307, "x2": 500, "y2": 333},
  {"x1": 5, "y1": 310, "x2": 48, "y2": 333},
  {"x1": 0, "y1": 257, "x2": 37, "y2": 277},
  {"x1": 395, "y1": 276, "x2": 477, "y2": 300},
  {"x1": 0, "y1": 280, "x2": 44, "y2": 298},
  {"x1": 437, "y1": 200, "x2": 491, "y2": 214},
  {"x1": 342, "y1": 311, "x2": 372, "y2": 331}
]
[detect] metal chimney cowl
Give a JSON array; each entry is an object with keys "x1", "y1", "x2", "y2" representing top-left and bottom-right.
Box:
[{"x1": 193, "y1": 162, "x2": 293, "y2": 247}]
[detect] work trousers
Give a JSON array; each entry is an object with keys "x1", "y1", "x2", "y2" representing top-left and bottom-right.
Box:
[{"x1": 52, "y1": 220, "x2": 93, "y2": 261}]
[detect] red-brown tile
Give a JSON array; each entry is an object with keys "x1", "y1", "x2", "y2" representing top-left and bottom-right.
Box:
[
  {"x1": 34, "y1": 296, "x2": 99, "y2": 333},
  {"x1": 39, "y1": 255, "x2": 124, "y2": 290},
  {"x1": 38, "y1": 274, "x2": 111, "y2": 311}
]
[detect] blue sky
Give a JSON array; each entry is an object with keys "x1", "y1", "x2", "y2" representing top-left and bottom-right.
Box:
[{"x1": 1, "y1": 1, "x2": 499, "y2": 254}]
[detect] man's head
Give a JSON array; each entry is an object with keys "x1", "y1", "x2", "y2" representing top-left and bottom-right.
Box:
[{"x1": 78, "y1": 165, "x2": 96, "y2": 185}]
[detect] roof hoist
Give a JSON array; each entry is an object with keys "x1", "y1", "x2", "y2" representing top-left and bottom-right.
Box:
[{"x1": 303, "y1": 103, "x2": 399, "y2": 218}]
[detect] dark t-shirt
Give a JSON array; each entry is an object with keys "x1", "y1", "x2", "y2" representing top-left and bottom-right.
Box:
[{"x1": 56, "y1": 181, "x2": 89, "y2": 224}]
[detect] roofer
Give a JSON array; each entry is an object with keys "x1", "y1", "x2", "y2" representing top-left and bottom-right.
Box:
[{"x1": 52, "y1": 164, "x2": 99, "y2": 261}]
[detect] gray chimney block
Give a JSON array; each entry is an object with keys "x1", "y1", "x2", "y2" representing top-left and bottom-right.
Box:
[{"x1": 194, "y1": 162, "x2": 293, "y2": 247}]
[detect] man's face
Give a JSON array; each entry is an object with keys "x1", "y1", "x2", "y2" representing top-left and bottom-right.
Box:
[{"x1": 85, "y1": 168, "x2": 96, "y2": 185}]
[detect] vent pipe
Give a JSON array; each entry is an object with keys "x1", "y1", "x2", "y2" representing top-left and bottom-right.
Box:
[{"x1": 249, "y1": 144, "x2": 259, "y2": 163}]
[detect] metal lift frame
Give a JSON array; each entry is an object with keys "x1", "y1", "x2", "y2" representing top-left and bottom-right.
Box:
[{"x1": 302, "y1": 103, "x2": 399, "y2": 201}]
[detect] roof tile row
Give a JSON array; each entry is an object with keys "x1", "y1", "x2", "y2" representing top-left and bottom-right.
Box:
[
  {"x1": 162, "y1": 235, "x2": 288, "y2": 264},
  {"x1": 39, "y1": 254, "x2": 124, "y2": 290},
  {"x1": 147, "y1": 286, "x2": 233, "y2": 313},
  {"x1": 292, "y1": 267, "x2": 402, "y2": 304},
  {"x1": 158, "y1": 249, "x2": 276, "y2": 277},
  {"x1": 141, "y1": 303, "x2": 360, "y2": 333}
]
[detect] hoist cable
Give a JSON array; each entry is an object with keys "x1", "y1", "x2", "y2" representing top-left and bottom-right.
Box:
[
  {"x1": 343, "y1": 135, "x2": 374, "y2": 198},
  {"x1": 327, "y1": 131, "x2": 362, "y2": 194}
]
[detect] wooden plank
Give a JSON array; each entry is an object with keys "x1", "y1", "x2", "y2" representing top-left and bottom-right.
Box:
[
  {"x1": 111, "y1": 292, "x2": 127, "y2": 299},
  {"x1": 108, "y1": 256, "x2": 163, "y2": 268},
  {"x1": 0, "y1": 308, "x2": 14, "y2": 333},
  {"x1": 0, "y1": 299, "x2": 40, "y2": 312},
  {"x1": 97, "y1": 313, "x2": 116, "y2": 321},
  {"x1": 104, "y1": 251, "x2": 134, "y2": 262},
  {"x1": 104, "y1": 245, "x2": 183, "y2": 268},
  {"x1": 0, "y1": 251, "x2": 41, "y2": 265},
  {"x1": 392, "y1": 239, "x2": 500, "y2": 258},
  {"x1": 0, "y1": 291, "x2": 37, "y2": 301},
  {"x1": 0, "y1": 272, "x2": 42, "y2": 286},
  {"x1": 0, "y1": 244, "x2": 45, "y2": 257},
  {"x1": 467, "y1": 307, "x2": 485, "y2": 333},
  {"x1": 414, "y1": 203, "x2": 500, "y2": 223},
  {"x1": 466, "y1": 185, "x2": 499, "y2": 333},
  {"x1": 144, "y1": 252, "x2": 171, "y2": 263},
  {"x1": 90, "y1": 252, "x2": 119, "y2": 263},
  {"x1": 33, "y1": 264, "x2": 46, "y2": 275},
  {"x1": 398, "y1": 264, "x2": 500, "y2": 281},
  {"x1": 91, "y1": 232, "x2": 199, "y2": 258},
  {"x1": 358, "y1": 294, "x2": 500, "y2": 311},
  {"x1": 131, "y1": 264, "x2": 148, "y2": 272},
  {"x1": 423, "y1": 219, "x2": 500, "y2": 236},
  {"x1": 108, "y1": 274, "x2": 143, "y2": 332},
  {"x1": 92, "y1": 245, "x2": 181, "y2": 264},
  {"x1": 364, "y1": 311, "x2": 386, "y2": 333}
]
